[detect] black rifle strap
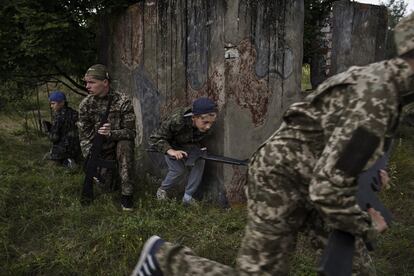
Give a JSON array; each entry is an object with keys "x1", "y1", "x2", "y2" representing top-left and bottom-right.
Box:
[
  {"x1": 94, "y1": 93, "x2": 112, "y2": 155},
  {"x1": 401, "y1": 91, "x2": 414, "y2": 106},
  {"x1": 92, "y1": 93, "x2": 112, "y2": 146},
  {"x1": 84, "y1": 93, "x2": 113, "y2": 167},
  {"x1": 101, "y1": 93, "x2": 113, "y2": 129}
]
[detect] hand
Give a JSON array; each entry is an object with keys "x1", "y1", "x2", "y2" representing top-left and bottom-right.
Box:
[
  {"x1": 166, "y1": 149, "x2": 188, "y2": 160},
  {"x1": 41, "y1": 120, "x2": 52, "y2": 133},
  {"x1": 98, "y1": 123, "x2": 111, "y2": 136},
  {"x1": 379, "y1": 169, "x2": 390, "y2": 189},
  {"x1": 367, "y1": 208, "x2": 388, "y2": 233}
]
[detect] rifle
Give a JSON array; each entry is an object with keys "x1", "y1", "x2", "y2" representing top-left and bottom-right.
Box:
[
  {"x1": 147, "y1": 146, "x2": 249, "y2": 166},
  {"x1": 318, "y1": 148, "x2": 393, "y2": 276},
  {"x1": 80, "y1": 97, "x2": 116, "y2": 205},
  {"x1": 42, "y1": 120, "x2": 52, "y2": 133}
]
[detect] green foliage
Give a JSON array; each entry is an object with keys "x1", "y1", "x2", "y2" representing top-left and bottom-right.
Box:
[
  {"x1": 302, "y1": 64, "x2": 312, "y2": 91},
  {"x1": 303, "y1": 0, "x2": 335, "y2": 64},
  {"x1": 373, "y1": 126, "x2": 414, "y2": 275},
  {"x1": 0, "y1": 0, "x2": 138, "y2": 102},
  {"x1": 0, "y1": 112, "x2": 246, "y2": 275},
  {"x1": 0, "y1": 1, "x2": 92, "y2": 91},
  {"x1": 381, "y1": 0, "x2": 408, "y2": 58},
  {"x1": 381, "y1": 0, "x2": 408, "y2": 28}
]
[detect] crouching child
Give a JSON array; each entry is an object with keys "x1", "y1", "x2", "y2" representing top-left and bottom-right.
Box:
[{"x1": 149, "y1": 97, "x2": 218, "y2": 205}]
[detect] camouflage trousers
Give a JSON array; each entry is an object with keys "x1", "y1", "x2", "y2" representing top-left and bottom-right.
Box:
[
  {"x1": 154, "y1": 138, "x2": 375, "y2": 275},
  {"x1": 98, "y1": 140, "x2": 135, "y2": 196}
]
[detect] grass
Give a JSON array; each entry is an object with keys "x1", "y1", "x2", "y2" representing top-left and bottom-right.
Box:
[
  {"x1": 0, "y1": 112, "x2": 246, "y2": 275},
  {"x1": 302, "y1": 64, "x2": 312, "y2": 91},
  {"x1": 373, "y1": 127, "x2": 414, "y2": 275},
  {"x1": 1, "y1": 108, "x2": 414, "y2": 275}
]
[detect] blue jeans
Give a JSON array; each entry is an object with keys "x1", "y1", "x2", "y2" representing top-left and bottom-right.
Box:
[{"x1": 160, "y1": 156, "x2": 205, "y2": 198}]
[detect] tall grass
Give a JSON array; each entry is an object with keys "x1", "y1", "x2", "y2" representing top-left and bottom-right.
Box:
[
  {"x1": 302, "y1": 64, "x2": 312, "y2": 91},
  {"x1": 1, "y1": 111, "x2": 413, "y2": 275},
  {"x1": 0, "y1": 113, "x2": 247, "y2": 275}
]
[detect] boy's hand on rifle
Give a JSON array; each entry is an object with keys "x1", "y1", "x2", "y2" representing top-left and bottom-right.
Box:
[
  {"x1": 98, "y1": 123, "x2": 111, "y2": 136},
  {"x1": 368, "y1": 208, "x2": 388, "y2": 233},
  {"x1": 379, "y1": 169, "x2": 390, "y2": 190},
  {"x1": 167, "y1": 149, "x2": 188, "y2": 160},
  {"x1": 41, "y1": 120, "x2": 52, "y2": 134}
]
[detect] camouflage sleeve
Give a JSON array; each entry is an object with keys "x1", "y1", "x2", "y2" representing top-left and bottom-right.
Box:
[
  {"x1": 48, "y1": 113, "x2": 63, "y2": 143},
  {"x1": 78, "y1": 100, "x2": 95, "y2": 158},
  {"x1": 309, "y1": 86, "x2": 392, "y2": 241},
  {"x1": 109, "y1": 96, "x2": 136, "y2": 141},
  {"x1": 148, "y1": 117, "x2": 175, "y2": 153}
]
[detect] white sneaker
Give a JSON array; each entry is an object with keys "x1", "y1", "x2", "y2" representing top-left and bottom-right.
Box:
[
  {"x1": 131, "y1": 235, "x2": 164, "y2": 276},
  {"x1": 182, "y1": 194, "x2": 197, "y2": 206},
  {"x1": 156, "y1": 188, "x2": 167, "y2": 200}
]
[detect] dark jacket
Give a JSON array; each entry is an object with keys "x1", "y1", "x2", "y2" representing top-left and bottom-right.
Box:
[
  {"x1": 149, "y1": 107, "x2": 212, "y2": 153},
  {"x1": 48, "y1": 105, "x2": 81, "y2": 160}
]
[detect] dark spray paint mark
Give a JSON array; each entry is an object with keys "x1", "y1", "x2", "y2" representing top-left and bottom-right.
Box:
[
  {"x1": 246, "y1": 0, "x2": 293, "y2": 79},
  {"x1": 133, "y1": 66, "x2": 161, "y2": 142},
  {"x1": 186, "y1": 0, "x2": 209, "y2": 90}
]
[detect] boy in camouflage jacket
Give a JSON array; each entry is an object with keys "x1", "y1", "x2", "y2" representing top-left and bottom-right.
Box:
[
  {"x1": 44, "y1": 91, "x2": 81, "y2": 168},
  {"x1": 149, "y1": 97, "x2": 218, "y2": 205},
  {"x1": 78, "y1": 64, "x2": 136, "y2": 211}
]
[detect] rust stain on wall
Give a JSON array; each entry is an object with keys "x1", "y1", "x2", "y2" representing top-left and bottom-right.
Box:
[
  {"x1": 186, "y1": 68, "x2": 225, "y2": 108},
  {"x1": 159, "y1": 97, "x2": 183, "y2": 118},
  {"x1": 228, "y1": 166, "x2": 247, "y2": 203},
  {"x1": 226, "y1": 39, "x2": 271, "y2": 126},
  {"x1": 100, "y1": 0, "x2": 304, "y2": 204}
]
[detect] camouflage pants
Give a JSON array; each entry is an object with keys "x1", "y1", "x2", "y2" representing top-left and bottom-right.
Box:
[
  {"x1": 155, "y1": 138, "x2": 375, "y2": 275},
  {"x1": 98, "y1": 140, "x2": 135, "y2": 196}
]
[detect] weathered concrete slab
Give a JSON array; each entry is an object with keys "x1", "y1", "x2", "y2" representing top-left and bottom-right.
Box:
[
  {"x1": 310, "y1": 1, "x2": 387, "y2": 87},
  {"x1": 98, "y1": 0, "x2": 304, "y2": 204},
  {"x1": 330, "y1": 0, "x2": 388, "y2": 75}
]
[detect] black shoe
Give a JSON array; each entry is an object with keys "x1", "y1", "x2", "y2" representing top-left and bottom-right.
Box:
[
  {"x1": 131, "y1": 236, "x2": 164, "y2": 276},
  {"x1": 81, "y1": 188, "x2": 94, "y2": 206},
  {"x1": 121, "y1": 195, "x2": 134, "y2": 211},
  {"x1": 63, "y1": 158, "x2": 77, "y2": 169}
]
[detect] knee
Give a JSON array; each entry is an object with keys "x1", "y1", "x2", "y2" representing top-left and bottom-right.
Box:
[
  {"x1": 116, "y1": 140, "x2": 134, "y2": 159},
  {"x1": 194, "y1": 158, "x2": 205, "y2": 168},
  {"x1": 168, "y1": 167, "x2": 186, "y2": 177}
]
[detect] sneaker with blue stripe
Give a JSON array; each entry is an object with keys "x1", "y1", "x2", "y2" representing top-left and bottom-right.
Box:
[{"x1": 131, "y1": 235, "x2": 164, "y2": 276}]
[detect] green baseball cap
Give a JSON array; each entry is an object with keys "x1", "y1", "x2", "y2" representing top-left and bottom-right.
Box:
[{"x1": 84, "y1": 64, "x2": 110, "y2": 80}]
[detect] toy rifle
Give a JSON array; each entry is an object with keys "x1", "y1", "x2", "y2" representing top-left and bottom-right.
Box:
[
  {"x1": 80, "y1": 96, "x2": 116, "y2": 205},
  {"x1": 318, "y1": 146, "x2": 393, "y2": 276},
  {"x1": 42, "y1": 120, "x2": 52, "y2": 133},
  {"x1": 147, "y1": 146, "x2": 249, "y2": 166}
]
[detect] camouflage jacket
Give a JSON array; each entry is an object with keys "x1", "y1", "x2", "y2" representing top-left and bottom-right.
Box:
[
  {"x1": 149, "y1": 107, "x2": 212, "y2": 153},
  {"x1": 78, "y1": 89, "x2": 136, "y2": 158},
  {"x1": 48, "y1": 105, "x2": 81, "y2": 160},
  {"x1": 275, "y1": 57, "x2": 414, "y2": 240}
]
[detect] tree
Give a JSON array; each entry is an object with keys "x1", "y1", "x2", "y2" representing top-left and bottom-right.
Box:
[
  {"x1": 381, "y1": 0, "x2": 408, "y2": 58},
  {"x1": 0, "y1": 0, "x2": 136, "y2": 101},
  {"x1": 303, "y1": 0, "x2": 335, "y2": 65}
]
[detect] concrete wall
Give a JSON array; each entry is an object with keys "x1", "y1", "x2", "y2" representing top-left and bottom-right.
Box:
[
  {"x1": 311, "y1": 1, "x2": 387, "y2": 87},
  {"x1": 98, "y1": 0, "x2": 304, "y2": 204},
  {"x1": 331, "y1": 0, "x2": 388, "y2": 75}
]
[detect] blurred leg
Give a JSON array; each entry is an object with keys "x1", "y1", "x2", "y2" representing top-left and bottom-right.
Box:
[
  {"x1": 160, "y1": 156, "x2": 187, "y2": 190},
  {"x1": 116, "y1": 140, "x2": 135, "y2": 196}
]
